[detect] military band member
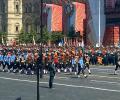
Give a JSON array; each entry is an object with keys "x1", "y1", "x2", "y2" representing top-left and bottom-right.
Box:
[
  {"x1": 84, "y1": 54, "x2": 91, "y2": 74},
  {"x1": 71, "y1": 56, "x2": 77, "y2": 74},
  {"x1": 3, "y1": 53, "x2": 7, "y2": 72},
  {"x1": 26, "y1": 52, "x2": 33, "y2": 75},
  {"x1": 11, "y1": 53, "x2": 16, "y2": 73},
  {"x1": 7, "y1": 52, "x2": 11, "y2": 72},
  {"x1": 77, "y1": 55, "x2": 87, "y2": 78},
  {"x1": 54, "y1": 52, "x2": 59, "y2": 72},
  {"x1": 0, "y1": 52, "x2": 4, "y2": 71},
  {"x1": 34, "y1": 52, "x2": 39, "y2": 74},
  {"x1": 19, "y1": 54, "x2": 26, "y2": 73},
  {"x1": 60, "y1": 52, "x2": 65, "y2": 72}
]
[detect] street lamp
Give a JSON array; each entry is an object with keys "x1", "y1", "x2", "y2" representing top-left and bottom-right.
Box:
[{"x1": 37, "y1": 0, "x2": 43, "y2": 100}]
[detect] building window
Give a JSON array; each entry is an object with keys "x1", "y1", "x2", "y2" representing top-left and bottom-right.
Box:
[
  {"x1": 24, "y1": 4, "x2": 28, "y2": 13},
  {"x1": 1, "y1": 2, "x2": 5, "y2": 13},
  {"x1": 25, "y1": 6, "x2": 27, "y2": 13},
  {"x1": 25, "y1": 3, "x2": 32, "y2": 13},
  {"x1": 16, "y1": 26, "x2": 19, "y2": 32},
  {"x1": 26, "y1": 24, "x2": 31, "y2": 33},
  {"x1": 34, "y1": 3, "x2": 39, "y2": 13},
  {"x1": 115, "y1": 0, "x2": 120, "y2": 9},
  {"x1": 16, "y1": 4, "x2": 19, "y2": 13},
  {"x1": 15, "y1": 0, "x2": 20, "y2": 14},
  {"x1": 15, "y1": 23, "x2": 19, "y2": 32},
  {"x1": 28, "y1": 3, "x2": 32, "y2": 13},
  {"x1": 35, "y1": 24, "x2": 40, "y2": 33},
  {"x1": 2, "y1": 25, "x2": 6, "y2": 32},
  {"x1": 24, "y1": 3, "x2": 32, "y2": 13}
]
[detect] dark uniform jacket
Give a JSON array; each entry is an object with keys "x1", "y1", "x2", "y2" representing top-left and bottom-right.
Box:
[
  {"x1": 116, "y1": 52, "x2": 120, "y2": 65},
  {"x1": 48, "y1": 63, "x2": 56, "y2": 77}
]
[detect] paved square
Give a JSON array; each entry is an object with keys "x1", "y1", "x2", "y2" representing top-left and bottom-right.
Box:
[{"x1": 0, "y1": 65, "x2": 120, "y2": 100}]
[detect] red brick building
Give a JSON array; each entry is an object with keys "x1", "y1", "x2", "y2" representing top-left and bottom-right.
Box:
[
  {"x1": 103, "y1": 0, "x2": 120, "y2": 46},
  {"x1": 42, "y1": 1, "x2": 86, "y2": 46}
]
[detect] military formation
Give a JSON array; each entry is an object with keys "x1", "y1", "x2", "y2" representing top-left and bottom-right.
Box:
[
  {"x1": 0, "y1": 45, "x2": 120, "y2": 79},
  {"x1": 0, "y1": 45, "x2": 88, "y2": 75}
]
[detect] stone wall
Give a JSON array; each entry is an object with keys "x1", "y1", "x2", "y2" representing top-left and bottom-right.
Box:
[{"x1": 7, "y1": 0, "x2": 23, "y2": 41}]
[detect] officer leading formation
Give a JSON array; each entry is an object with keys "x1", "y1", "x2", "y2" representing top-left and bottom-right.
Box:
[{"x1": 48, "y1": 61, "x2": 56, "y2": 88}]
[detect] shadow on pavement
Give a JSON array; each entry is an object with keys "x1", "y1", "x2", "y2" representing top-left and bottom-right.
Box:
[
  {"x1": 109, "y1": 73, "x2": 117, "y2": 75},
  {"x1": 40, "y1": 85, "x2": 49, "y2": 89},
  {"x1": 70, "y1": 76, "x2": 78, "y2": 79},
  {"x1": 15, "y1": 97, "x2": 21, "y2": 100}
]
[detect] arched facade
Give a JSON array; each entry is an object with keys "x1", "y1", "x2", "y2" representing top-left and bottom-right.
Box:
[
  {"x1": 0, "y1": 0, "x2": 6, "y2": 33},
  {"x1": 23, "y1": 0, "x2": 40, "y2": 33},
  {"x1": 23, "y1": 16, "x2": 33, "y2": 33}
]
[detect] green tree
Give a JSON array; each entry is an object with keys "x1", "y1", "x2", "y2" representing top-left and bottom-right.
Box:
[
  {"x1": 18, "y1": 28, "x2": 30, "y2": 44},
  {"x1": 18, "y1": 28, "x2": 26, "y2": 44},
  {"x1": 68, "y1": 25, "x2": 75, "y2": 39},
  {"x1": 19, "y1": 26, "x2": 37, "y2": 44},
  {"x1": 0, "y1": 32, "x2": 7, "y2": 45},
  {"x1": 36, "y1": 26, "x2": 51, "y2": 44},
  {"x1": 51, "y1": 31, "x2": 64, "y2": 44},
  {"x1": 38, "y1": 27, "x2": 64, "y2": 45},
  {"x1": 42, "y1": 27, "x2": 50, "y2": 43},
  {"x1": 30, "y1": 25, "x2": 37, "y2": 44}
]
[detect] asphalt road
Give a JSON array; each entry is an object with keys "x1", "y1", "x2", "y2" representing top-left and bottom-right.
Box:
[{"x1": 0, "y1": 65, "x2": 120, "y2": 100}]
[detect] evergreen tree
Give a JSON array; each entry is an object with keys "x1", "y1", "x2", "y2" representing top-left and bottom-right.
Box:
[
  {"x1": 0, "y1": 32, "x2": 7, "y2": 45},
  {"x1": 51, "y1": 31, "x2": 64, "y2": 44},
  {"x1": 68, "y1": 25, "x2": 75, "y2": 39}
]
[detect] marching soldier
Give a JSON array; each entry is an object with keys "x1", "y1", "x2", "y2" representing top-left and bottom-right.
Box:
[
  {"x1": 61, "y1": 52, "x2": 66, "y2": 72},
  {"x1": 84, "y1": 54, "x2": 91, "y2": 74},
  {"x1": 34, "y1": 52, "x2": 39, "y2": 74},
  {"x1": 0, "y1": 52, "x2": 4, "y2": 71},
  {"x1": 71, "y1": 56, "x2": 76, "y2": 74},
  {"x1": 77, "y1": 55, "x2": 87, "y2": 78},
  {"x1": 26, "y1": 52, "x2": 33, "y2": 75},
  {"x1": 19, "y1": 54, "x2": 26, "y2": 74},
  {"x1": 11, "y1": 52, "x2": 16, "y2": 73},
  {"x1": 3, "y1": 53, "x2": 8, "y2": 72},
  {"x1": 7, "y1": 52, "x2": 11, "y2": 72},
  {"x1": 54, "y1": 52, "x2": 59, "y2": 72}
]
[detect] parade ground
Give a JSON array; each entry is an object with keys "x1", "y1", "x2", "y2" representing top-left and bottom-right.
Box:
[{"x1": 0, "y1": 65, "x2": 120, "y2": 100}]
